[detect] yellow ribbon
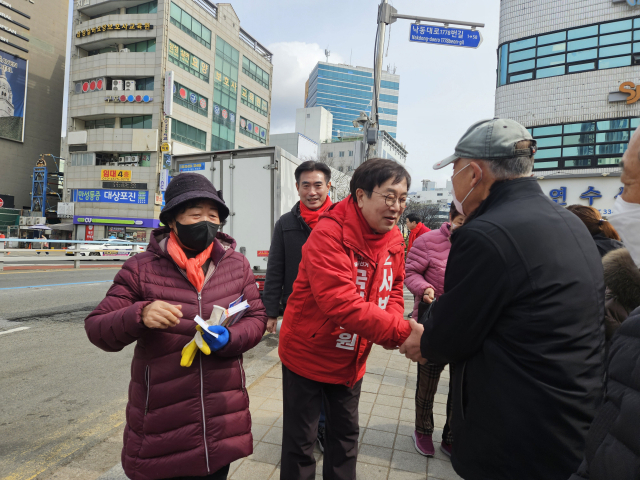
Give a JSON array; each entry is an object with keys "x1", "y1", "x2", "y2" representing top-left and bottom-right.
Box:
[{"x1": 180, "y1": 325, "x2": 212, "y2": 367}]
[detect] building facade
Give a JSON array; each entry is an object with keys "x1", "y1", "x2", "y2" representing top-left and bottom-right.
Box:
[
  {"x1": 61, "y1": 0, "x2": 273, "y2": 242},
  {"x1": 0, "y1": 0, "x2": 69, "y2": 210},
  {"x1": 304, "y1": 61, "x2": 400, "y2": 140},
  {"x1": 495, "y1": 0, "x2": 638, "y2": 212}
]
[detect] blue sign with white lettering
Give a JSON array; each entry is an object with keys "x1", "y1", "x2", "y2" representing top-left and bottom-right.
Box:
[
  {"x1": 74, "y1": 189, "x2": 148, "y2": 204},
  {"x1": 409, "y1": 24, "x2": 483, "y2": 49},
  {"x1": 179, "y1": 162, "x2": 205, "y2": 172}
]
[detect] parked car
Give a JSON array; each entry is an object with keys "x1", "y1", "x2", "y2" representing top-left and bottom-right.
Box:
[{"x1": 66, "y1": 238, "x2": 146, "y2": 257}]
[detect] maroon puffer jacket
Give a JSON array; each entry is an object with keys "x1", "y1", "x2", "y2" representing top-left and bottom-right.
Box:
[{"x1": 85, "y1": 228, "x2": 267, "y2": 480}]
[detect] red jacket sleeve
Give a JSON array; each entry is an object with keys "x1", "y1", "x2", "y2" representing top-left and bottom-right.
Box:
[
  {"x1": 303, "y1": 227, "x2": 411, "y2": 347},
  {"x1": 84, "y1": 257, "x2": 152, "y2": 352},
  {"x1": 216, "y1": 256, "x2": 267, "y2": 357}
]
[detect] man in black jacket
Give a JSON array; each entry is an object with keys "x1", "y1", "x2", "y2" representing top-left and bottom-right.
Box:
[
  {"x1": 263, "y1": 160, "x2": 332, "y2": 331},
  {"x1": 401, "y1": 118, "x2": 605, "y2": 480}
]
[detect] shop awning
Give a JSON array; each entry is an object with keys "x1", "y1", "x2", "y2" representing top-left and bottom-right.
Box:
[{"x1": 20, "y1": 225, "x2": 52, "y2": 230}]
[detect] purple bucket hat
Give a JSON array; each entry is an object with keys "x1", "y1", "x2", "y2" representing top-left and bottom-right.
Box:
[{"x1": 159, "y1": 172, "x2": 229, "y2": 225}]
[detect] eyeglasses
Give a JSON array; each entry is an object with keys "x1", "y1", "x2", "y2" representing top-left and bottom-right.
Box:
[{"x1": 371, "y1": 190, "x2": 408, "y2": 208}]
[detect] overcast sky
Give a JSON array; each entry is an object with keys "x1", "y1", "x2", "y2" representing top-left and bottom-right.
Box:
[{"x1": 63, "y1": 0, "x2": 501, "y2": 188}]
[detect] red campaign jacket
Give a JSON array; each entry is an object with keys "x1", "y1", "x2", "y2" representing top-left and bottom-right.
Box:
[
  {"x1": 279, "y1": 198, "x2": 412, "y2": 387},
  {"x1": 407, "y1": 222, "x2": 430, "y2": 253}
]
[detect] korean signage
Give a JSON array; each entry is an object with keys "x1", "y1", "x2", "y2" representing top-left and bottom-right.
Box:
[
  {"x1": 168, "y1": 40, "x2": 210, "y2": 80},
  {"x1": 159, "y1": 169, "x2": 169, "y2": 192},
  {"x1": 409, "y1": 24, "x2": 483, "y2": 49},
  {"x1": 0, "y1": 48, "x2": 27, "y2": 142},
  {"x1": 239, "y1": 117, "x2": 267, "y2": 141},
  {"x1": 214, "y1": 70, "x2": 237, "y2": 94},
  {"x1": 102, "y1": 182, "x2": 147, "y2": 190},
  {"x1": 105, "y1": 94, "x2": 153, "y2": 103},
  {"x1": 74, "y1": 189, "x2": 149, "y2": 204},
  {"x1": 57, "y1": 202, "x2": 74, "y2": 218},
  {"x1": 85, "y1": 225, "x2": 94, "y2": 241},
  {"x1": 76, "y1": 23, "x2": 153, "y2": 38},
  {"x1": 241, "y1": 86, "x2": 268, "y2": 114},
  {"x1": 164, "y1": 70, "x2": 174, "y2": 116},
  {"x1": 74, "y1": 216, "x2": 161, "y2": 228},
  {"x1": 178, "y1": 162, "x2": 205, "y2": 172},
  {"x1": 540, "y1": 176, "x2": 623, "y2": 214},
  {"x1": 101, "y1": 169, "x2": 131, "y2": 181}
]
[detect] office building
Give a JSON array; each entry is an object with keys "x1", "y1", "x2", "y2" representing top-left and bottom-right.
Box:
[
  {"x1": 0, "y1": 0, "x2": 69, "y2": 210},
  {"x1": 304, "y1": 61, "x2": 400, "y2": 140},
  {"x1": 496, "y1": 0, "x2": 636, "y2": 212},
  {"x1": 61, "y1": 0, "x2": 273, "y2": 242}
]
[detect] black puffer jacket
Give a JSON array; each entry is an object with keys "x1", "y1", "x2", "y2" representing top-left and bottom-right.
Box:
[
  {"x1": 602, "y1": 248, "x2": 640, "y2": 341},
  {"x1": 569, "y1": 306, "x2": 640, "y2": 480},
  {"x1": 422, "y1": 178, "x2": 605, "y2": 480},
  {"x1": 592, "y1": 233, "x2": 624, "y2": 258},
  {"x1": 262, "y1": 202, "x2": 311, "y2": 317}
]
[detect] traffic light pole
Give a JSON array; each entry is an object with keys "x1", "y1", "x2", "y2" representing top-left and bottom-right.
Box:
[{"x1": 360, "y1": 1, "x2": 485, "y2": 166}]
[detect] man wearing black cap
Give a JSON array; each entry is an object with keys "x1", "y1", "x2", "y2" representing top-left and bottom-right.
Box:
[{"x1": 400, "y1": 119, "x2": 605, "y2": 480}]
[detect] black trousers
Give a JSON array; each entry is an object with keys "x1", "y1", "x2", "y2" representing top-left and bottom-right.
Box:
[{"x1": 280, "y1": 365, "x2": 362, "y2": 480}]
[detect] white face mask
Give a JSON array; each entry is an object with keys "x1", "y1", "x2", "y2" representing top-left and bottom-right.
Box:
[
  {"x1": 451, "y1": 163, "x2": 482, "y2": 216},
  {"x1": 609, "y1": 195, "x2": 640, "y2": 267}
]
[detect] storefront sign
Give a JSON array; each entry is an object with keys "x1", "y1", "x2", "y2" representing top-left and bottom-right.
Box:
[
  {"x1": 257, "y1": 250, "x2": 269, "y2": 257},
  {"x1": 0, "y1": 10, "x2": 28, "y2": 29},
  {"x1": 76, "y1": 23, "x2": 153, "y2": 38},
  {"x1": 159, "y1": 169, "x2": 169, "y2": 191},
  {"x1": 1, "y1": 1, "x2": 31, "y2": 19},
  {"x1": 164, "y1": 71, "x2": 174, "y2": 116},
  {"x1": 85, "y1": 225, "x2": 94, "y2": 241},
  {"x1": 0, "y1": 48, "x2": 27, "y2": 142},
  {"x1": 105, "y1": 94, "x2": 153, "y2": 103},
  {"x1": 102, "y1": 181, "x2": 147, "y2": 190},
  {"x1": 74, "y1": 216, "x2": 160, "y2": 228},
  {"x1": 101, "y1": 169, "x2": 131, "y2": 181},
  {"x1": 542, "y1": 176, "x2": 623, "y2": 214},
  {"x1": 74, "y1": 189, "x2": 149, "y2": 204},
  {"x1": 0, "y1": 22, "x2": 27, "y2": 40},
  {"x1": 178, "y1": 162, "x2": 205, "y2": 172}
]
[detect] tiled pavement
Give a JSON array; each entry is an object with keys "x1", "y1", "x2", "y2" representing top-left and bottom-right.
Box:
[{"x1": 229, "y1": 346, "x2": 462, "y2": 480}]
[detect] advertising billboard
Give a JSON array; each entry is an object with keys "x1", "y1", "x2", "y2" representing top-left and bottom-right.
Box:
[{"x1": 0, "y1": 48, "x2": 27, "y2": 143}]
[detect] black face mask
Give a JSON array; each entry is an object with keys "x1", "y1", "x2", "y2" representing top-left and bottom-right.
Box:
[{"x1": 175, "y1": 221, "x2": 220, "y2": 252}]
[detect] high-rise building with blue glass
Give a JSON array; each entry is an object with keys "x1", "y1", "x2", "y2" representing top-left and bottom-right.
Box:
[{"x1": 304, "y1": 62, "x2": 400, "y2": 140}]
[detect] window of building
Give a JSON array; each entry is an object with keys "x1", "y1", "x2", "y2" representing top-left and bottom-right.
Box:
[
  {"x1": 121, "y1": 115, "x2": 152, "y2": 129},
  {"x1": 135, "y1": 77, "x2": 154, "y2": 91},
  {"x1": 338, "y1": 166, "x2": 344, "y2": 172},
  {"x1": 380, "y1": 80, "x2": 400, "y2": 90},
  {"x1": 174, "y1": 82, "x2": 208, "y2": 117},
  {"x1": 70, "y1": 153, "x2": 96, "y2": 166},
  {"x1": 242, "y1": 56, "x2": 270, "y2": 89},
  {"x1": 172, "y1": 118, "x2": 207, "y2": 150},
  {"x1": 498, "y1": 17, "x2": 640, "y2": 86},
  {"x1": 168, "y1": 40, "x2": 210, "y2": 82},
  {"x1": 238, "y1": 117, "x2": 267, "y2": 144},
  {"x1": 170, "y1": 2, "x2": 212, "y2": 48},
  {"x1": 348, "y1": 150, "x2": 354, "y2": 156},
  {"x1": 437, "y1": 193, "x2": 443, "y2": 196},
  {"x1": 241, "y1": 86, "x2": 268, "y2": 116},
  {"x1": 528, "y1": 116, "x2": 640, "y2": 170},
  {"x1": 123, "y1": 39, "x2": 156, "y2": 53},
  {"x1": 126, "y1": 0, "x2": 157, "y2": 14},
  {"x1": 85, "y1": 118, "x2": 116, "y2": 129},
  {"x1": 88, "y1": 46, "x2": 117, "y2": 56},
  {"x1": 327, "y1": 152, "x2": 333, "y2": 158},
  {"x1": 339, "y1": 151, "x2": 345, "y2": 157},
  {"x1": 307, "y1": 113, "x2": 310, "y2": 118},
  {"x1": 212, "y1": 36, "x2": 239, "y2": 151}
]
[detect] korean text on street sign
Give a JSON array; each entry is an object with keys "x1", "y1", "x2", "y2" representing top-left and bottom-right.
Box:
[
  {"x1": 101, "y1": 169, "x2": 131, "y2": 181},
  {"x1": 409, "y1": 24, "x2": 482, "y2": 49},
  {"x1": 74, "y1": 189, "x2": 149, "y2": 204}
]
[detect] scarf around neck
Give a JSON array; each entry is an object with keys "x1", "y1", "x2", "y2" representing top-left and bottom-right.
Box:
[
  {"x1": 352, "y1": 198, "x2": 392, "y2": 256},
  {"x1": 299, "y1": 196, "x2": 333, "y2": 229},
  {"x1": 167, "y1": 231, "x2": 215, "y2": 292}
]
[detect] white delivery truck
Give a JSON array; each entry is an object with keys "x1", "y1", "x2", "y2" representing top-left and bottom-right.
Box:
[{"x1": 171, "y1": 146, "x2": 302, "y2": 293}]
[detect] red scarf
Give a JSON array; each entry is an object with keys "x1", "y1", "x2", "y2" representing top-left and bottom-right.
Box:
[
  {"x1": 299, "y1": 196, "x2": 333, "y2": 229},
  {"x1": 352, "y1": 198, "x2": 392, "y2": 254},
  {"x1": 167, "y1": 232, "x2": 214, "y2": 292}
]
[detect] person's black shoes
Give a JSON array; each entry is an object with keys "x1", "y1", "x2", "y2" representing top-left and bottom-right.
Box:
[{"x1": 317, "y1": 426, "x2": 325, "y2": 453}]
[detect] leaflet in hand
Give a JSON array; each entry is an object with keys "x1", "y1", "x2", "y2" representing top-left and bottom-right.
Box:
[{"x1": 194, "y1": 295, "x2": 250, "y2": 329}]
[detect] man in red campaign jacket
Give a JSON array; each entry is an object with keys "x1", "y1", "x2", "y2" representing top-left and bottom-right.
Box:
[
  {"x1": 279, "y1": 158, "x2": 424, "y2": 480},
  {"x1": 406, "y1": 213, "x2": 431, "y2": 253}
]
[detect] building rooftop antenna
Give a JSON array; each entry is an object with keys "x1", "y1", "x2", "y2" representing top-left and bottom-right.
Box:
[{"x1": 325, "y1": 48, "x2": 330, "y2": 63}]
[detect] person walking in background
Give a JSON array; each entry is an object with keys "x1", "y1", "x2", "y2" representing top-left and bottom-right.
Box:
[
  {"x1": 263, "y1": 160, "x2": 332, "y2": 451},
  {"x1": 404, "y1": 203, "x2": 464, "y2": 457},
  {"x1": 37, "y1": 234, "x2": 49, "y2": 255},
  {"x1": 566, "y1": 205, "x2": 623, "y2": 257},
  {"x1": 278, "y1": 158, "x2": 422, "y2": 480},
  {"x1": 400, "y1": 119, "x2": 605, "y2": 480},
  {"x1": 405, "y1": 213, "x2": 430, "y2": 253},
  {"x1": 569, "y1": 128, "x2": 640, "y2": 480},
  {"x1": 84, "y1": 173, "x2": 267, "y2": 480}
]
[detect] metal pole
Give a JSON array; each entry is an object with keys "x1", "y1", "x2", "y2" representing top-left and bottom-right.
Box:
[
  {"x1": 371, "y1": 0, "x2": 387, "y2": 128},
  {"x1": 391, "y1": 13, "x2": 484, "y2": 28}
]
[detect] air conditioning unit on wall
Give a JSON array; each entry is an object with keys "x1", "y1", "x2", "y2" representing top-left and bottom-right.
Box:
[
  {"x1": 124, "y1": 80, "x2": 136, "y2": 91},
  {"x1": 119, "y1": 48, "x2": 130, "y2": 53},
  {"x1": 112, "y1": 80, "x2": 124, "y2": 91}
]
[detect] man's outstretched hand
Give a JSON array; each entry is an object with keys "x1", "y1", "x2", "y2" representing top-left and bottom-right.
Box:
[{"x1": 400, "y1": 319, "x2": 426, "y2": 364}]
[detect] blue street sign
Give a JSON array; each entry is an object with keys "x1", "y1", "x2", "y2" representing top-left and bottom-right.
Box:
[{"x1": 409, "y1": 24, "x2": 482, "y2": 49}]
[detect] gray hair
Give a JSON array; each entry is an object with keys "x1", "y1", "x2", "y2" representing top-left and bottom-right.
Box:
[{"x1": 483, "y1": 140, "x2": 535, "y2": 180}]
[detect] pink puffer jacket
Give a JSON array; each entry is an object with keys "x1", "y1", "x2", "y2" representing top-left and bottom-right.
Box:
[
  {"x1": 85, "y1": 228, "x2": 266, "y2": 480},
  {"x1": 404, "y1": 222, "x2": 452, "y2": 320}
]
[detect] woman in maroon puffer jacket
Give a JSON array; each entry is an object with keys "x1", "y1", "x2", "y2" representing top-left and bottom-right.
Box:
[{"x1": 85, "y1": 174, "x2": 267, "y2": 480}]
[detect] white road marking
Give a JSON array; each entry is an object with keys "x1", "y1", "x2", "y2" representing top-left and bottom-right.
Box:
[{"x1": 0, "y1": 327, "x2": 31, "y2": 336}]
